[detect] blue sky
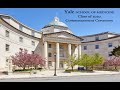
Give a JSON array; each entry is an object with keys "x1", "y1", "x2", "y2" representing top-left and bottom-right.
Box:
[{"x1": 0, "y1": 8, "x2": 120, "y2": 36}]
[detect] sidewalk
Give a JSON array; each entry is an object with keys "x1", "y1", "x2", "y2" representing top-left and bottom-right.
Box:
[{"x1": 0, "y1": 70, "x2": 120, "y2": 80}]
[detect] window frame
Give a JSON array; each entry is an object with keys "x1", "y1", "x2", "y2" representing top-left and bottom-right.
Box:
[
  {"x1": 84, "y1": 46, "x2": 87, "y2": 50},
  {"x1": 48, "y1": 61, "x2": 52, "y2": 66},
  {"x1": 60, "y1": 53, "x2": 64, "y2": 57},
  {"x1": 31, "y1": 41, "x2": 35, "y2": 46},
  {"x1": 48, "y1": 53, "x2": 52, "y2": 57},
  {"x1": 6, "y1": 44, "x2": 10, "y2": 51},
  {"x1": 19, "y1": 25, "x2": 23, "y2": 31},
  {"x1": 31, "y1": 31, "x2": 35, "y2": 36},
  {"x1": 95, "y1": 36, "x2": 99, "y2": 41},
  {"x1": 108, "y1": 52, "x2": 112, "y2": 56},
  {"x1": 60, "y1": 45, "x2": 64, "y2": 49},
  {"x1": 95, "y1": 45, "x2": 99, "y2": 49},
  {"x1": 6, "y1": 30, "x2": 9, "y2": 37},
  {"x1": 48, "y1": 44, "x2": 51, "y2": 48},
  {"x1": 108, "y1": 43, "x2": 112, "y2": 47},
  {"x1": 19, "y1": 37, "x2": 23, "y2": 43}
]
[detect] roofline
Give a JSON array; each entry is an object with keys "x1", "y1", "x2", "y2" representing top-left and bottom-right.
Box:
[
  {"x1": 0, "y1": 17, "x2": 40, "y2": 40},
  {"x1": 82, "y1": 35, "x2": 120, "y2": 43},
  {"x1": 42, "y1": 25, "x2": 68, "y2": 29},
  {"x1": 81, "y1": 31, "x2": 119, "y2": 37},
  {"x1": 0, "y1": 14, "x2": 41, "y2": 34},
  {"x1": 43, "y1": 31, "x2": 83, "y2": 40},
  {"x1": 41, "y1": 25, "x2": 73, "y2": 34}
]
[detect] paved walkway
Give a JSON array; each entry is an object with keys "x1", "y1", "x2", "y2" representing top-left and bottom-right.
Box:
[{"x1": 0, "y1": 70, "x2": 120, "y2": 80}]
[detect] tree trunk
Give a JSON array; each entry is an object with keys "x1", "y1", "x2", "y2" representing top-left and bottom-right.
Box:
[
  {"x1": 91, "y1": 65, "x2": 94, "y2": 70},
  {"x1": 23, "y1": 67, "x2": 25, "y2": 70},
  {"x1": 35, "y1": 66, "x2": 37, "y2": 70},
  {"x1": 72, "y1": 66, "x2": 74, "y2": 71},
  {"x1": 27, "y1": 66, "x2": 29, "y2": 69},
  {"x1": 103, "y1": 65, "x2": 105, "y2": 69},
  {"x1": 115, "y1": 65, "x2": 117, "y2": 70},
  {"x1": 86, "y1": 66, "x2": 88, "y2": 71}
]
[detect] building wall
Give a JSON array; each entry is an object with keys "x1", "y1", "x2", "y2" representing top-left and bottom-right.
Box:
[
  {"x1": 0, "y1": 22, "x2": 41, "y2": 70},
  {"x1": 82, "y1": 34, "x2": 108, "y2": 42},
  {"x1": 2, "y1": 16, "x2": 41, "y2": 39},
  {"x1": 82, "y1": 33, "x2": 117, "y2": 42},
  {"x1": 81, "y1": 37, "x2": 120, "y2": 59}
]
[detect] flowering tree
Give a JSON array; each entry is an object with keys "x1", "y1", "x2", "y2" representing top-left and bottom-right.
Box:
[
  {"x1": 103, "y1": 56, "x2": 120, "y2": 70},
  {"x1": 11, "y1": 49, "x2": 30, "y2": 70},
  {"x1": 11, "y1": 49, "x2": 46, "y2": 70},
  {"x1": 30, "y1": 54, "x2": 46, "y2": 69}
]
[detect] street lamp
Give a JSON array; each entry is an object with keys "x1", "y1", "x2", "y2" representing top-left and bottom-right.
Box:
[{"x1": 54, "y1": 54, "x2": 57, "y2": 76}]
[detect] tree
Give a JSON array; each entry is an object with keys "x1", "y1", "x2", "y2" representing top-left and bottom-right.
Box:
[
  {"x1": 30, "y1": 54, "x2": 46, "y2": 69},
  {"x1": 78, "y1": 54, "x2": 93, "y2": 71},
  {"x1": 11, "y1": 49, "x2": 46, "y2": 70},
  {"x1": 104, "y1": 56, "x2": 120, "y2": 70},
  {"x1": 65, "y1": 54, "x2": 78, "y2": 71},
  {"x1": 11, "y1": 49, "x2": 30, "y2": 70},
  {"x1": 91, "y1": 53, "x2": 104, "y2": 70},
  {"x1": 78, "y1": 53, "x2": 104, "y2": 71},
  {"x1": 111, "y1": 46, "x2": 120, "y2": 57}
]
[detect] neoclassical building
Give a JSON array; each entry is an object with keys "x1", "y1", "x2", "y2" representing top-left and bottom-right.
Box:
[
  {"x1": 0, "y1": 14, "x2": 82, "y2": 71},
  {"x1": 0, "y1": 14, "x2": 120, "y2": 71}
]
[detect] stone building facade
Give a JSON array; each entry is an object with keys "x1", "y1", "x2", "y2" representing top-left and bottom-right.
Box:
[{"x1": 0, "y1": 14, "x2": 120, "y2": 71}]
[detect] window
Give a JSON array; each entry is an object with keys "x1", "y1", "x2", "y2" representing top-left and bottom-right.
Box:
[
  {"x1": 108, "y1": 43, "x2": 112, "y2": 47},
  {"x1": 48, "y1": 53, "x2": 52, "y2": 57},
  {"x1": 31, "y1": 31, "x2": 35, "y2": 36},
  {"x1": 19, "y1": 37, "x2": 23, "y2": 43},
  {"x1": 19, "y1": 48, "x2": 23, "y2": 51},
  {"x1": 95, "y1": 36, "x2": 99, "y2": 41},
  {"x1": 108, "y1": 52, "x2": 112, "y2": 56},
  {"x1": 48, "y1": 61, "x2": 52, "y2": 66},
  {"x1": 60, "y1": 53, "x2": 64, "y2": 57},
  {"x1": 71, "y1": 46, "x2": 74, "y2": 50},
  {"x1": 60, "y1": 45, "x2": 63, "y2": 49},
  {"x1": 48, "y1": 44, "x2": 51, "y2": 48},
  {"x1": 84, "y1": 46, "x2": 87, "y2": 50},
  {"x1": 6, "y1": 30, "x2": 9, "y2": 37},
  {"x1": 19, "y1": 25, "x2": 23, "y2": 31},
  {"x1": 6, "y1": 58, "x2": 9, "y2": 66},
  {"x1": 31, "y1": 41, "x2": 35, "y2": 46},
  {"x1": 6, "y1": 44, "x2": 10, "y2": 51},
  {"x1": 95, "y1": 45, "x2": 99, "y2": 49},
  {"x1": 32, "y1": 51, "x2": 34, "y2": 54}
]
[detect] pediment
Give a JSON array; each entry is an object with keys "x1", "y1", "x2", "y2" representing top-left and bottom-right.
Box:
[{"x1": 43, "y1": 31, "x2": 82, "y2": 40}]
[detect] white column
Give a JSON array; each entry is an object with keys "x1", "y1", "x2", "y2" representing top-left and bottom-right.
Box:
[
  {"x1": 7, "y1": 58, "x2": 13, "y2": 75},
  {"x1": 78, "y1": 44, "x2": 81, "y2": 58},
  {"x1": 44, "y1": 41, "x2": 48, "y2": 68},
  {"x1": 56, "y1": 42, "x2": 59, "y2": 69},
  {"x1": 68, "y1": 44, "x2": 71, "y2": 56}
]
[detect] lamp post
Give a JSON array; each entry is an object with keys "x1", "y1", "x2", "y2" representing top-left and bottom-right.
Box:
[{"x1": 54, "y1": 54, "x2": 57, "y2": 76}]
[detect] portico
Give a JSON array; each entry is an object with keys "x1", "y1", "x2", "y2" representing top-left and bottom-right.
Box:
[
  {"x1": 41, "y1": 17, "x2": 83, "y2": 69},
  {"x1": 43, "y1": 31, "x2": 82, "y2": 69}
]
